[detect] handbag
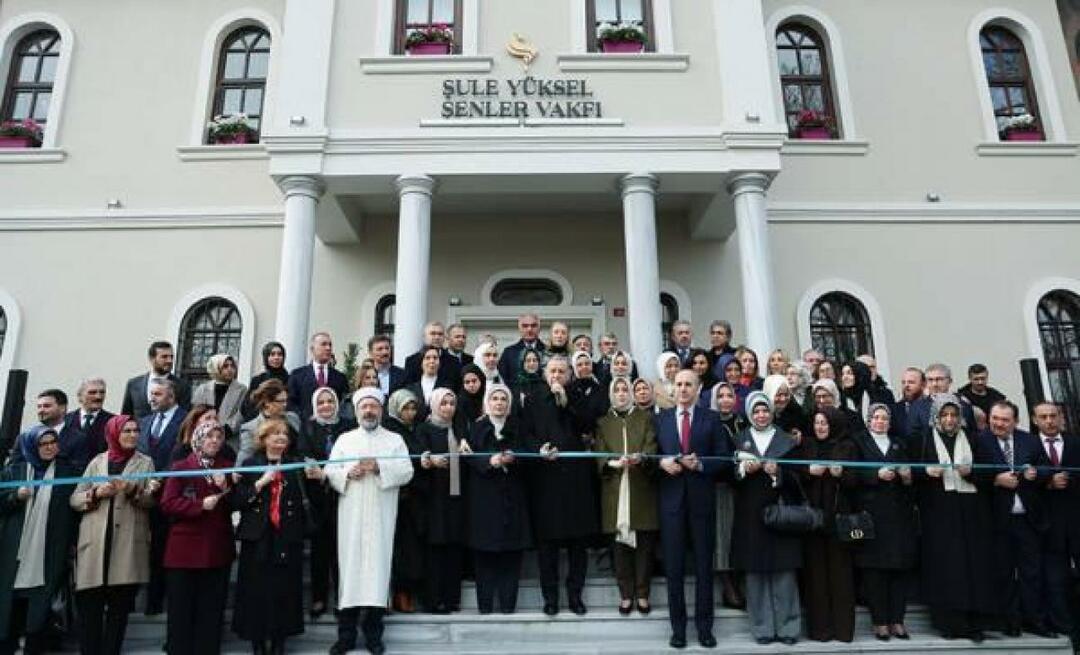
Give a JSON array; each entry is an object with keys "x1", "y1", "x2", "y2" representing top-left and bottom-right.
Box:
[
  {"x1": 833, "y1": 487, "x2": 875, "y2": 542},
  {"x1": 762, "y1": 475, "x2": 824, "y2": 534}
]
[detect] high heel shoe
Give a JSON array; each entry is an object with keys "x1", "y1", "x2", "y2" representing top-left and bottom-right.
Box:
[
  {"x1": 635, "y1": 599, "x2": 651, "y2": 615},
  {"x1": 618, "y1": 599, "x2": 633, "y2": 615}
]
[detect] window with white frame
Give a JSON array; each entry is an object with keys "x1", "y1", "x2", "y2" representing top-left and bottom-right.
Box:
[
  {"x1": 809, "y1": 291, "x2": 874, "y2": 364},
  {"x1": 1, "y1": 28, "x2": 60, "y2": 147},
  {"x1": 209, "y1": 26, "x2": 270, "y2": 143},
  {"x1": 1037, "y1": 289, "x2": 1080, "y2": 434},
  {"x1": 178, "y1": 297, "x2": 243, "y2": 385},
  {"x1": 980, "y1": 25, "x2": 1044, "y2": 140}
]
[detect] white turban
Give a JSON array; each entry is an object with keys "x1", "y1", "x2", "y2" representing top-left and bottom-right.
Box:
[{"x1": 352, "y1": 387, "x2": 385, "y2": 409}]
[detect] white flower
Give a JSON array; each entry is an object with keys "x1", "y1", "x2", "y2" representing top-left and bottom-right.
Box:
[{"x1": 1002, "y1": 113, "x2": 1035, "y2": 130}]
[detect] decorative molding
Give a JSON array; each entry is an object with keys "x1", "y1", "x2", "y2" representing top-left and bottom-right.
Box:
[
  {"x1": 767, "y1": 201, "x2": 1080, "y2": 223},
  {"x1": 975, "y1": 141, "x2": 1079, "y2": 156},
  {"x1": 0, "y1": 148, "x2": 67, "y2": 163},
  {"x1": 556, "y1": 53, "x2": 690, "y2": 72},
  {"x1": 360, "y1": 281, "x2": 396, "y2": 347},
  {"x1": 0, "y1": 13, "x2": 76, "y2": 149},
  {"x1": 479, "y1": 269, "x2": 575, "y2": 307},
  {"x1": 0, "y1": 288, "x2": 23, "y2": 413},
  {"x1": 1023, "y1": 277, "x2": 1080, "y2": 401},
  {"x1": 359, "y1": 55, "x2": 494, "y2": 74},
  {"x1": 967, "y1": 8, "x2": 1069, "y2": 143},
  {"x1": 167, "y1": 284, "x2": 257, "y2": 383},
  {"x1": 176, "y1": 144, "x2": 270, "y2": 161},
  {"x1": 781, "y1": 139, "x2": 869, "y2": 156},
  {"x1": 795, "y1": 278, "x2": 891, "y2": 384},
  {"x1": 0, "y1": 207, "x2": 283, "y2": 231}
]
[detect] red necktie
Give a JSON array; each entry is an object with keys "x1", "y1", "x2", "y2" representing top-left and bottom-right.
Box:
[
  {"x1": 1047, "y1": 437, "x2": 1061, "y2": 467},
  {"x1": 680, "y1": 410, "x2": 691, "y2": 454},
  {"x1": 317, "y1": 365, "x2": 327, "y2": 388}
]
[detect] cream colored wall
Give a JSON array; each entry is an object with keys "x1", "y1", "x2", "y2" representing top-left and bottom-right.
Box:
[
  {"x1": 0, "y1": 0, "x2": 284, "y2": 210},
  {"x1": 765, "y1": 0, "x2": 1080, "y2": 203}
]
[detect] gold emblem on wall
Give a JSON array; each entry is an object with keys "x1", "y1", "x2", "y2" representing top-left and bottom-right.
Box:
[{"x1": 506, "y1": 33, "x2": 538, "y2": 72}]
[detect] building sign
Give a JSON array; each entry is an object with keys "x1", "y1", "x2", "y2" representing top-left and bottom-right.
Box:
[{"x1": 440, "y1": 77, "x2": 604, "y2": 120}]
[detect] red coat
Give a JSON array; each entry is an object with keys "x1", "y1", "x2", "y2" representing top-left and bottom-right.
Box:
[{"x1": 160, "y1": 452, "x2": 235, "y2": 569}]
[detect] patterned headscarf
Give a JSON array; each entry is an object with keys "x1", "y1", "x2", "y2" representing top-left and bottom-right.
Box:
[
  {"x1": 388, "y1": 388, "x2": 419, "y2": 422},
  {"x1": 930, "y1": 392, "x2": 965, "y2": 431},
  {"x1": 191, "y1": 421, "x2": 223, "y2": 457}
]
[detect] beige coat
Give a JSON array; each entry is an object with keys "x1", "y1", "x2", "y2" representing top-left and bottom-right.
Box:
[{"x1": 70, "y1": 452, "x2": 156, "y2": 590}]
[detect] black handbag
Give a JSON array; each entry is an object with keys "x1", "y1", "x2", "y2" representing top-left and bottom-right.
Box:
[
  {"x1": 835, "y1": 510, "x2": 875, "y2": 542},
  {"x1": 762, "y1": 475, "x2": 824, "y2": 534}
]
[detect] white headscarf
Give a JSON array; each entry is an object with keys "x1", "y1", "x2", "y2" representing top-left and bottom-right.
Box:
[
  {"x1": 310, "y1": 386, "x2": 340, "y2": 425},
  {"x1": 655, "y1": 351, "x2": 680, "y2": 381},
  {"x1": 428, "y1": 388, "x2": 456, "y2": 427},
  {"x1": 572, "y1": 351, "x2": 595, "y2": 380},
  {"x1": 484, "y1": 383, "x2": 512, "y2": 436},
  {"x1": 473, "y1": 341, "x2": 500, "y2": 379},
  {"x1": 762, "y1": 374, "x2": 789, "y2": 412},
  {"x1": 811, "y1": 378, "x2": 841, "y2": 407}
]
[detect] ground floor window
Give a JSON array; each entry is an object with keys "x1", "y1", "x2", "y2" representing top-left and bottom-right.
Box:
[
  {"x1": 179, "y1": 297, "x2": 242, "y2": 385},
  {"x1": 1038, "y1": 289, "x2": 1080, "y2": 433}
]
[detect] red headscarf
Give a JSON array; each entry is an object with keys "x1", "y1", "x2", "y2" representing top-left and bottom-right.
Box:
[{"x1": 105, "y1": 414, "x2": 137, "y2": 465}]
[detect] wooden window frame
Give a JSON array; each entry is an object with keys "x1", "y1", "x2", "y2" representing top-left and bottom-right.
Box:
[
  {"x1": 776, "y1": 22, "x2": 838, "y2": 139},
  {"x1": 1, "y1": 29, "x2": 60, "y2": 131},
  {"x1": 809, "y1": 292, "x2": 874, "y2": 364},
  {"x1": 393, "y1": 0, "x2": 463, "y2": 55},
  {"x1": 586, "y1": 0, "x2": 655, "y2": 53},
  {"x1": 980, "y1": 25, "x2": 1043, "y2": 137},
  {"x1": 1037, "y1": 290, "x2": 1080, "y2": 435},
  {"x1": 179, "y1": 297, "x2": 243, "y2": 385},
  {"x1": 210, "y1": 26, "x2": 271, "y2": 142},
  {"x1": 375, "y1": 294, "x2": 397, "y2": 338}
]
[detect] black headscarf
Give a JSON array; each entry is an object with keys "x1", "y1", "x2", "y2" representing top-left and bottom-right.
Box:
[
  {"x1": 459, "y1": 364, "x2": 487, "y2": 423},
  {"x1": 250, "y1": 341, "x2": 289, "y2": 389}
]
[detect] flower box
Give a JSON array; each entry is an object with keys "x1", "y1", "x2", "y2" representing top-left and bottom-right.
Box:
[
  {"x1": 795, "y1": 126, "x2": 832, "y2": 140},
  {"x1": 600, "y1": 40, "x2": 645, "y2": 54},
  {"x1": 0, "y1": 135, "x2": 39, "y2": 149},
  {"x1": 407, "y1": 42, "x2": 453, "y2": 56},
  {"x1": 1003, "y1": 129, "x2": 1044, "y2": 142},
  {"x1": 211, "y1": 132, "x2": 255, "y2": 145}
]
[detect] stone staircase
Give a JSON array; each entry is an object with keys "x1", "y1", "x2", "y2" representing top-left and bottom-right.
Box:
[{"x1": 116, "y1": 577, "x2": 1074, "y2": 654}]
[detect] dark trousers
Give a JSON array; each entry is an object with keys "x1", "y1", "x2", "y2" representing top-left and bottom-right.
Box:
[
  {"x1": 474, "y1": 550, "x2": 523, "y2": 613},
  {"x1": 145, "y1": 510, "x2": 168, "y2": 614},
  {"x1": 0, "y1": 596, "x2": 46, "y2": 655},
  {"x1": 862, "y1": 569, "x2": 908, "y2": 626},
  {"x1": 310, "y1": 515, "x2": 338, "y2": 608},
  {"x1": 76, "y1": 584, "x2": 138, "y2": 655},
  {"x1": 613, "y1": 531, "x2": 657, "y2": 601},
  {"x1": 660, "y1": 509, "x2": 715, "y2": 638},
  {"x1": 537, "y1": 538, "x2": 588, "y2": 605},
  {"x1": 426, "y1": 543, "x2": 464, "y2": 609},
  {"x1": 996, "y1": 516, "x2": 1044, "y2": 627},
  {"x1": 166, "y1": 567, "x2": 229, "y2": 655},
  {"x1": 336, "y1": 607, "x2": 384, "y2": 649},
  {"x1": 1043, "y1": 549, "x2": 1075, "y2": 634}
]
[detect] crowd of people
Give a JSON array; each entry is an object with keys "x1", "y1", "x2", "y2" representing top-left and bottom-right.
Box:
[{"x1": 0, "y1": 313, "x2": 1077, "y2": 654}]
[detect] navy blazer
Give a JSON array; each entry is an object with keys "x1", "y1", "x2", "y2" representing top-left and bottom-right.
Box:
[
  {"x1": 137, "y1": 407, "x2": 188, "y2": 473},
  {"x1": 383, "y1": 365, "x2": 407, "y2": 397},
  {"x1": 287, "y1": 363, "x2": 351, "y2": 421},
  {"x1": 121, "y1": 373, "x2": 191, "y2": 420},
  {"x1": 1041, "y1": 433, "x2": 1080, "y2": 554},
  {"x1": 63, "y1": 409, "x2": 115, "y2": 459},
  {"x1": 975, "y1": 428, "x2": 1050, "y2": 532},
  {"x1": 655, "y1": 406, "x2": 732, "y2": 516}
]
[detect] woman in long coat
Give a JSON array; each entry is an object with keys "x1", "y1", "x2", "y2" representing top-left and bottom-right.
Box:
[
  {"x1": 731, "y1": 392, "x2": 803, "y2": 645},
  {"x1": 192, "y1": 353, "x2": 248, "y2": 434},
  {"x1": 465, "y1": 384, "x2": 533, "y2": 614},
  {"x1": 794, "y1": 407, "x2": 858, "y2": 642},
  {"x1": 232, "y1": 419, "x2": 308, "y2": 654},
  {"x1": 416, "y1": 388, "x2": 470, "y2": 613},
  {"x1": 72, "y1": 415, "x2": 158, "y2": 655},
  {"x1": 383, "y1": 389, "x2": 425, "y2": 613},
  {"x1": 0, "y1": 427, "x2": 77, "y2": 654},
  {"x1": 594, "y1": 376, "x2": 658, "y2": 614},
  {"x1": 914, "y1": 393, "x2": 997, "y2": 641},
  {"x1": 708, "y1": 382, "x2": 746, "y2": 608},
  {"x1": 850, "y1": 403, "x2": 916, "y2": 640}
]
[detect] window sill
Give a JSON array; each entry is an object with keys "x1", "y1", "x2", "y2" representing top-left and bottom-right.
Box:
[
  {"x1": 359, "y1": 55, "x2": 494, "y2": 74},
  {"x1": 176, "y1": 144, "x2": 269, "y2": 161},
  {"x1": 556, "y1": 52, "x2": 690, "y2": 72},
  {"x1": 0, "y1": 147, "x2": 66, "y2": 163},
  {"x1": 976, "y1": 141, "x2": 1079, "y2": 156},
  {"x1": 781, "y1": 139, "x2": 870, "y2": 156}
]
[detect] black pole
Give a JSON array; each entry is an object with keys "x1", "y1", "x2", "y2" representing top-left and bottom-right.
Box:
[
  {"x1": 0, "y1": 369, "x2": 28, "y2": 462},
  {"x1": 1019, "y1": 358, "x2": 1045, "y2": 421}
]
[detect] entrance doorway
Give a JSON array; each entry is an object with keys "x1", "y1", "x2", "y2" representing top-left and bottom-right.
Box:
[{"x1": 445, "y1": 306, "x2": 606, "y2": 353}]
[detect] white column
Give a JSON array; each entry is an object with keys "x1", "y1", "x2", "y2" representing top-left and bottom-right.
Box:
[
  {"x1": 729, "y1": 172, "x2": 777, "y2": 356},
  {"x1": 393, "y1": 175, "x2": 436, "y2": 367},
  {"x1": 274, "y1": 176, "x2": 324, "y2": 368},
  {"x1": 620, "y1": 173, "x2": 663, "y2": 374}
]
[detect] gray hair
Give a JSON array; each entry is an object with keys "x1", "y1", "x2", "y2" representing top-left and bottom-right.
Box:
[
  {"x1": 709, "y1": 320, "x2": 732, "y2": 336},
  {"x1": 925, "y1": 362, "x2": 952, "y2": 380},
  {"x1": 446, "y1": 323, "x2": 464, "y2": 334},
  {"x1": 76, "y1": 377, "x2": 107, "y2": 395},
  {"x1": 149, "y1": 378, "x2": 177, "y2": 396},
  {"x1": 671, "y1": 320, "x2": 692, "y2": 332}
]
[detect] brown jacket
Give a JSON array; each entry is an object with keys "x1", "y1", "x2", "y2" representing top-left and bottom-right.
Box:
[
  {"x1": 595, "y1": 407, "x2": 659, "y2": 533},
  {"x1": 70, "y1": 452, "x2": 156, "y2": 590}
]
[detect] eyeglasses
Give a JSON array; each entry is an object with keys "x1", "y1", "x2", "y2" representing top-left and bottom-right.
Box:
[{"x1": 38, "y1": 440, "x2": 59, "y2": 448}]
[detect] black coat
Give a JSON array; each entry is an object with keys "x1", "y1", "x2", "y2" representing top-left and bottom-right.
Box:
[
  {"x1": 404, "y1": 349, "x2": 463, "y2": 388},
  {"x1": 975, "y1": 429, "x2": 1050, "y2": 533},
  {"x1": 232, "y1": 453, "x2": 307, "y2": 545},
  {"x1": 63, "y1": 410, "x2": 115, "y2": 459},
  {"x1": 519, "y1": 386, "x2": 598, "y2": 541},
  {"x1": 497, "y1": 340, "x2": 546, "y2": 385},
  {"x1": 0, "y1": 460, "x2": 77, "y2": 640},
  {"x1": 121, "y1": 373, "x2": 191, "y2": 419},
  {"x1": 1042, "y1": 433, "x2": 1080, "y2": 555},
  {"x1": 384, "y1": 416, "x2": 425, "y2": 586},
  {"x1": 465, "y1": 416, "x2": 533, "y2": 552},
  {"x1": 405, "y1": 378, "x2": 456, "y2": 423},
  {"x1": 415, "y1": 419, "x2": 469, "y2": 545},
  {"x1": 567, "y1": 377, "x2": 609, "y2": 439},
  {"x1": 848, "y1": 431, "x2": 917, "y2": 570},
  {"x1": 730, "y1": 428, "x2": 803, "y2": 572}
]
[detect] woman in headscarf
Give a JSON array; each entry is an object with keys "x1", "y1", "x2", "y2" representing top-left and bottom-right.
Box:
[
  {"x1": 735, "y1": 347, "x2": 765, "y2": 391},
  {"x1": 171, "y1": 404, "x2": 230, "y2": 463},
  {"x1": 810, "y1": 378, "x2": 841, "y2": 416},
  {"x1": 715, "y1": 354, "x2": 749, "y2": 413},
  {"x1": 384, "y1": 389, "x2": 425, "y2": 614},
  {"x1": 793, "y1": 407, "x2": 858, "y2": 642},
  {"x1": 731, "y1": 392, "x2": 803, "y2": 645},
  {"x1": 298, "y1": 387, "x2": 355, "y2": 619},
  {"x1": 239, "y1": 380, "x2": 301, "y2": 465},
  {"x1": 0, "y1": 427, "x2": 77, "y2": 654},
  {"x1": 763, "y1": 374, "x2": 809, "y2": 443},
  {"x1": 610, "y1": 350, "x2": 635, "y2": 381},
  {"x1": 838, "y1": 361, "x2": 875, "y2": 430},
  {"x1": 914, "y1": 393, "x2": 997, "y2": 641},
  {"x1": 766, "y1": 349, "x2": 791, "y2": 376},
  {"x1": 632, "y1": 378, "x2": 655, "y2": 413},
  {"x1": 785, "y1": 363, "x2": 812, "y2": 414},
  {"x1": 231, "y1": 419, "x2": 308, "y2": 655},
  {"x1": 416, "y1": 388, "x2": 469, "y2": 613},
  {"x1": 192, "y1": 354, "x2": 247, "y2": 434},
  {"x1": 708, "y1": 382, "x2": 746, "y2": 608},
  {"x1": 458, "y1": 364, "x2": 487, "y2": 424},
  {"x1": 685, "y1": 348, "x2": 716, "y2": 392},
  {"x1": 406, "y1": 346, "x2": 454, "y2": 420},
  {"x1": 546, "y1": 321, "x2": 571, "y2": 358},
  {"x1": 595, "y1": 377, "x2": 658, "y2": 615},
  {"x1": 160, "y1": 422, "x2": 235, "y2": 655},
  {"x1": 72, "y1": 415, "x2": 158, "y2": 655},
  {"x1": 473, "y1": 341, "x2": 502, "y2": 385},
  {"x1": 849, "y1": 403, "x2": 916, "y2": 641},
  {"x1": 465, "y1": 384, "x2": 532, "y2": 614},
  {"x1": 568, "y1": 351, "x2": 608, "y2": 440},
  {"x1": 511, "y1": 348, "x2": 546, "y2": 408},
  {"x1": 244, "y1": 342, "x2": 288, "y2": 421},
  {"x1": 652, "y1": 351, "x2": 681, "y2": 410}
]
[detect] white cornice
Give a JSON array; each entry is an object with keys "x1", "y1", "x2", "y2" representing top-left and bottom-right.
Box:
[
  {"x1": 768, "y1": 202, "x2": 1080, "y2": 223},
  {"x1": 556, "y1": 53, "x2": 690, "y2": 72},
  {"x1": 359, "y1": 55, "x2": 494, "y2": 74},
  {"x1": 0, "y1": 207, "x2": 283, "y2": 231},
  {"x1": 0, "y1": 148, "x2": 66, "y2": 163}
]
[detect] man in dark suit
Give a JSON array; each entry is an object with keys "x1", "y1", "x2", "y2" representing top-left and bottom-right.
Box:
[
  {"x1": 64, "y1": 377, "x2": 114, "y2": 457},
  {"x1": 1033, "y1": 401, "x2": 1080, "y2": 638},
  {"x1": 368, "y1": 334, "x2": 406, "y2": 398},
  {"x1": 403, "y1": 321, "x2": 462, "y2": 386},
  {"x1": 667, "y1": 320, "x2": 694, "y2": 365},
  {"x1": 8, "y1": 388, "x2": 90, "y2": 470},
  {"x1": 977, "y1": 400, "x2": 1054, "y2": 637},
  {"x1": 121, "y1": 341, "x2": 191, "y2": 419},
  {"x1": 136, "y1": 378, "x2": 188, "y2": 615},
  {"x1": 656, "y1": 369, "x2": 731, "y2": 649},
  {"x1": 497, "y1": 313, "x2": 546, "y2": 383},
  {"x1": 288, "y1": 331, "x2": 351, "y2": 421},
  {"x1": 444, "y1": 323, "x2": 474, "y2": 366}
]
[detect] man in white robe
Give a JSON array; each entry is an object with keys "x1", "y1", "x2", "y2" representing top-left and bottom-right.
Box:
[{"x1": 327, "y1": 388, "x2": 414, "y2": 655}]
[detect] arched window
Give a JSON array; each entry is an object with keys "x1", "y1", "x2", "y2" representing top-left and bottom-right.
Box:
[
  {"x1": 981, "y1": 26, "x2": 1043, "y2": 139},
  {"x1": 375, "y1": 294, "x2": 396, "y2": 338},
  {"x1": 776, "y1": 23, "x2": 837, "y2": 139},
  {"x1": 0, "y1": 306, "x2": 6, "y2": 357},
  {"x1": 394, "y1": 0, "x2": 463, "y2": 54},
  {"x1": 178, "y1": 297, "x2": 242, "y2": 384},
  {"x1": 809, "y1": 292, "x2": 874, "y2": 364},
  {"x1": 587, "y1": 0, "x2": 654, "y2": 52},
  {"x1": 1037, "y1": 290, "x2": 1080, "y2": 433},
  {"x1": 1, "y1": 29, "x2": 60, "y2": 136},
  {"x1": 490, "y1": 278, "x2": 563, "y2": 306},
  {"x1": 660, "y1": 292, "x2": 679, "y2": 349},
  {"x1": 210, "y1": 26, "x2": 270, "y2": 141}
]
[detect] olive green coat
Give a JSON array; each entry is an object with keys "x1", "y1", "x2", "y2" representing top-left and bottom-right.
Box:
[{"x1": 594, "y1": 407, "x2": 659, "y2": 533}]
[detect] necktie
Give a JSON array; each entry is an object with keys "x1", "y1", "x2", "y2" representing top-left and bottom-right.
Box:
[
  {"x1": 680, "y1": 410, "x2": 691, "y2": 454},
  {"x1": 1002, "y1": 438, "x2": 1014, "y2": 469},
  {"x1": 82, "y1": 413, "x2": 93, "y2": 432},
  {"x1": 317, "y1": 365, "x2": 327, "y2": 388},
  {"x1": 151, "y1": 412, "x2": 165, "y2": 442},
  {"x1": 1047, "y1": 437, "x2": 1061, "y2": 467}
]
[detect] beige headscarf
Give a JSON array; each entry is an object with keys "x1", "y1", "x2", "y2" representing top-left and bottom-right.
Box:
[{"x1": 206, "y1": 354, "x2": 235, "y2": 384}]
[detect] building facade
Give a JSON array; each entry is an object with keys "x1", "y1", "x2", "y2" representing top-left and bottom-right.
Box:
[{"x1": 0, "y1": 0, "x2": 1079, "y2": 428}]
